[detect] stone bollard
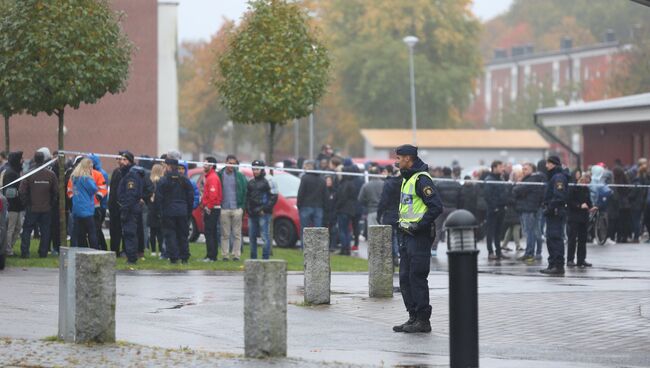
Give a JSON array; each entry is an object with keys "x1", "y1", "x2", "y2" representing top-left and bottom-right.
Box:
[
  {"x1": 244, "y1": 259, "x2": 287, "y2": 358},
  {"x1": 58, "y1": 247, "x2": 116, "y2": 343},
  {"x1": 368, "y1": 225, "x2": 394, "y2": 298},
  {"x1": 303, "y1": 227, "x2": 330, "y2": 305}
]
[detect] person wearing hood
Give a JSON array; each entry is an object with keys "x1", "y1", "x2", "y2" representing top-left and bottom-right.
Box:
[
  {"x1": 392, "y1": 144, "x2": 443, "y2": 334},
  {"x1": 246, "y1": 160, "x2": 278, "y2": 260},
  {"x1": 156, "y1": 158, "x2": 195, "y2": 264},
  {"x1": 2, "y1": 151, "x2": 24, "y2": 256},
  {"x1": 540, "y1": 156, "x2": 569, "y2": 275},
  {"x1": 18, "y1": 151, "x2": 57, "y2": 258}
]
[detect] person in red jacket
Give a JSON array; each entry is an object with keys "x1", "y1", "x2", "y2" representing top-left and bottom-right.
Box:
[{"x1": 201, "y1": 157, "x2": 222, "y2": 261}]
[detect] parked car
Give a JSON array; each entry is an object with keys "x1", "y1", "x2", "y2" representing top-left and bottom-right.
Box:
[{"x1": 187, "y1": 167, "x2": 301, "y2": 248}]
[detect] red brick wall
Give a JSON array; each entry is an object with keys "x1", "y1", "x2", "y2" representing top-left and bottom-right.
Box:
[
  {"x1": 583, "y1": 122, "x2": 650, "y2": 167},
  {"x1": 3, "y1": 0, "x2": 158, "y2": 170}
]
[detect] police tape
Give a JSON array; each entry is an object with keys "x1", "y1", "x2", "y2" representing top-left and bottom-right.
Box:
[
  {"x1": 0, "y1": 157, "x2": 58, "y2": 191},
  {"x1": 57, "y1": 150, "x2": 650, "y2": 189}
]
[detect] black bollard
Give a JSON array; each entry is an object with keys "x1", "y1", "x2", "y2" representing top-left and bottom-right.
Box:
[{"x1": 445, "y1": 209, "x2": 479, "y2": 368}]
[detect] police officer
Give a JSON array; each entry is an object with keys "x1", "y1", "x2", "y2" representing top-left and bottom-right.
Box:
[
  {"x1": 156, "y1": 158, "x2": 194, "y2": 264},
  {"x1": 541, "y1": 155, "x2": 568, "y2": 275},
  {"x1": 117, "y1": 151, "x2": 146, "y2": 265},
  {"x1": 392, "y1": 145, "x2": 443, "y2": 333}
]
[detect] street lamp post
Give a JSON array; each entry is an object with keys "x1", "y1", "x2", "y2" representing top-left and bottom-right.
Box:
[{"x1": 403, "y1": 35, "x2": 418, "y2": 146}]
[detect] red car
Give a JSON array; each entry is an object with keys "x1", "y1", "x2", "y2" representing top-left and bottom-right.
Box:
[{"x1": 187, "y1": 167, "x2": 301, "y2": 248}]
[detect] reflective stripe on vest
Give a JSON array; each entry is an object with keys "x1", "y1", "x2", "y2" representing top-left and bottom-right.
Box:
[{"x1": 399, "y1": 171, "x2": 432, "y2": 223}]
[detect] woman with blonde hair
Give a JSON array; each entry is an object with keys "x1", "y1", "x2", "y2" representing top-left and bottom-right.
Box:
[
  {"x1": 147, "y1": 164, "x2": 165, "y2": 257},
  {"x1": 70, "y1": 158, "x2": 98, "y2": 248}
]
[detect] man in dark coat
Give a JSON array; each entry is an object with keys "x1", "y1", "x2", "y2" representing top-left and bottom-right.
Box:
[
  {"x1": 377, "y1": 165, "x2": 401, "y2": 266},
  {"x1": 483, "y1": 160, "x2": 509, "y2": 261},
  {"x1": 18, "y1": 152, "x2": 58, "y2": 258},
  {"x1": 156, "y1": 159, "x2": 195, "y2": 264},
  {"x1": 431, "y1": 167, "x2": 461, "y2": 256}
]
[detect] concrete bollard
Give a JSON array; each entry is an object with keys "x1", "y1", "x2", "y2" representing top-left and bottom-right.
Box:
[
  {"x1": 303, "y1": 227, "x2": 330, "y2": 305},
  {"x1": 244, "y1": 259, "x2": 287, "y2": 358},
  {"x1": 368, "y1": 225, "x2": 394, "y2": 298},
  {"x1": 58, "y1": 247, "x2": 116, "y2": 343}
]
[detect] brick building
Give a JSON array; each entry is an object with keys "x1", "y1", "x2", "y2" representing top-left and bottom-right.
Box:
[
  {"x1": 536, "y1": 93, "x2": 650, "y2": 168},
  {"x1": 2, "y1": 0, "x2": 178, "y2": 167},
  {"x1": 466, "y1": 35, "x2": 627, "y2": 127}
]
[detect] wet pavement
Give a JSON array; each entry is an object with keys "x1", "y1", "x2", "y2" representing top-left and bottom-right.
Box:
[{"x1": 1, "y1": 240, "x2": 649, "y2": 367}]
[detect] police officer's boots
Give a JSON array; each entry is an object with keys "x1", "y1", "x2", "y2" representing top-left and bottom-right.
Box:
[
  {"x1": 402, "y1": 318, "x2": 432, "y2": 333},
  {"x1": 392, "y1": 314, "x2": 416, "y2": 332}
]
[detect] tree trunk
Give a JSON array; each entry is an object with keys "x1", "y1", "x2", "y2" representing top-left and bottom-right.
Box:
[
  {"x1": 4, "y1": 113, "x2": 9, "y2": 154},
  {"x1": 267, "y1": 122, "x2": 276, "y2": 164},
  {"x1": 57, "y1": 109, "x2": 67, "y2": 249}
]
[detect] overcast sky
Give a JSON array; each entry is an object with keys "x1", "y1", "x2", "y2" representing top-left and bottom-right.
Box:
[{"x1": 177, "y1": 0, "x2": 514, "y2": 43}]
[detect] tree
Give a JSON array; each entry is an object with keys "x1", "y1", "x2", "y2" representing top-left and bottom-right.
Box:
[
  {"x1": 0, "y1": 0, "x2": 133, "y2": 247},
  {"x1": 307, "y1": 0, "x2": 483, "y2": 130},
  {"x1": 217, "y1": 0, "x2": 330, "y2": 163},
  {"x1": 179, "y1": 21, "x2": 234, "y2": 156},
  {"x1": 0, "y1": 0, "x2": 16, "y2": 153},
  {"x1": 610, "y1": 25, "x2": 650, "y2": 96}
]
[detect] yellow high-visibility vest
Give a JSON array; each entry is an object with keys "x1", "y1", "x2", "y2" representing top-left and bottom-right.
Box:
[{"x1": 399, "y1": 171, "x2": 432, "y2": 223}]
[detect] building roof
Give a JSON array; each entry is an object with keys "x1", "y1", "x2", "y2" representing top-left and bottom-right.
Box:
[
  {"x1": 361, "y1": 129, "x2": 549, "y2": 150},
  {"x1": 486, "y1": 41, "x2": 620, "y2": 67},
  {"x1": 536, "y1": 93, "x2": 650, "y2": 127}
]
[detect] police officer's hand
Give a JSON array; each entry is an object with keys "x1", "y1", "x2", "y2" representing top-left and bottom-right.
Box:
[{"x1": 398, "y1": 222, "x2": 417, "y2": 236}]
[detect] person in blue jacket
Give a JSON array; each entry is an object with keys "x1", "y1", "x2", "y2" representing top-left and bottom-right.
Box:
[
  {"x1": 89, "y1": 154, "x2": 109, "y2": 250},
  {"x1": 70, "y1": 158, "x2": 99, "y2": 248}
]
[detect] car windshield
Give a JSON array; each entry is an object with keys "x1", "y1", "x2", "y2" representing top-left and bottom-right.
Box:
[{"x1": 270, "y1": 172, "x2": 299, "y2": 198}]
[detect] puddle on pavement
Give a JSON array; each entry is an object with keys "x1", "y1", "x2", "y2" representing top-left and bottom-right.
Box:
[{"x1": 150, "y1": 297, "x2": 197, "y2": 313}]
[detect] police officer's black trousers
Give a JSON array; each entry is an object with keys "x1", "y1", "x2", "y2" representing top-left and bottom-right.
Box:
[
  {"x1": 545, "y1": 214, "x2": 565, "y2": 267},
  {"x1": 121, "y1": 211, "x2": 139, "y2": 263},
  {"x1": 164, "y1": 216, "x2": 190, "y2": 262},
  {"x1": 399, "y1": 232, "x2": 433, "y2": 321},
  {"x1": 109, "y1": 206, "x2": 123, "y2": 254}
]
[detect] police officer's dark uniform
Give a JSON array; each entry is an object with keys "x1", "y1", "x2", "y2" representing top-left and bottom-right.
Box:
[
  {"x1": 541, "y1": 155, "x2": 568, "y2": 275},
  {"x1": 118, "y1": 158, "x2": 146, "y2": 265},
  {"x1": 393, "y1": 145, "x2": 443, "y2": 333},
  {"x1": 156, "y1": 159, "x2": 195, "y2": 264}
]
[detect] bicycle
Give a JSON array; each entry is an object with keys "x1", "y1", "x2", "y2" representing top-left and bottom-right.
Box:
[{"x1": 587, "y1": 208, "x2": 608, "y2": 245}]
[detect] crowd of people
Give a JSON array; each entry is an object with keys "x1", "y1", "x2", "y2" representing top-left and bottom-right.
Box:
[
  {"x1": 0, "y1": 149, "x2": 278, "y2": 266},
  {"x1": 1, "y1": 143, "x2": 648, "y2": 274},
  {"x1": 296, "y1": 145, "x2": 650, "y2": 272}
]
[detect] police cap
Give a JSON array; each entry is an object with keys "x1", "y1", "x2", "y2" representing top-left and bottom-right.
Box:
[
  {"x1": 119, "y1": 150, "x2": 135, "y2": 164},
  {"x1": 395, "y1": 144, "x2": 418, "y2": 156},
  {"x1": 547, "y1": 155, "x2": 561, "y2": 166}
]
